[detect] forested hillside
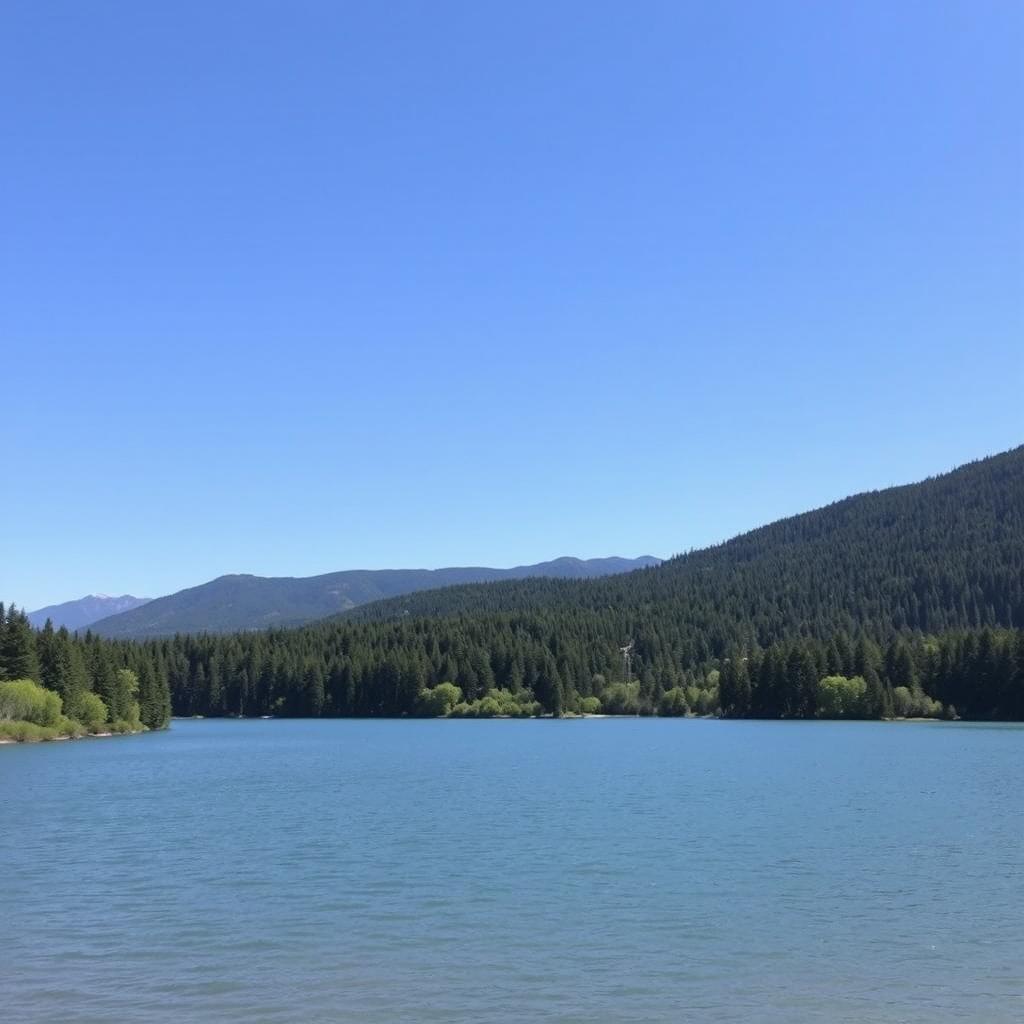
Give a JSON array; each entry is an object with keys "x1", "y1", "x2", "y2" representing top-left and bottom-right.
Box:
[
  {"x1": 88, "y1": 556, "x2": 660, "y2": 638},
  {"x1": 349, "y1": 446, "x2": 1024, "y2": 634},
  {"x1": 6, "y1": 447, "x2": 1023, "y2": 725}
]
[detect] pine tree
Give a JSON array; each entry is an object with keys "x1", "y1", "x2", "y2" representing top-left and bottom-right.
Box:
[
  {"x1": 63, "y1": 644, "x2": 96, "y2": 723},
  {"x1": 0, "y1": 606, "x2": 40, "y2": 682},
  {"x1": 304, "y1": 661, "x2": 326, "y2": 716},
  {"x1": 754, "y1": 647, "x2": 779, "y2": 717},
  {"x1": 719, "y1": 654, "x2": 752, "y2": 717},
  {"x1": 36, "y1": 620, "x2": 62, "y2": 692},
  {"x1": 88, "y1": 640, "x2": 119, "y2": 717},
  {"x1": 137, "y1": 660, "x2": 170, "y2": 729},
  {"x1": 862, "y1": 666, "x2": 889, "y2": 718},
  {"x1": 785, "y1": 645, "x2": 819, "y2": 718}
]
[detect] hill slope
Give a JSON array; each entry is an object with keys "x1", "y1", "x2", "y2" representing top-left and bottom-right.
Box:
[
  {"x1": 89, "y1": 556, "x2": 660, "y2": 638},
  {"x1": 140, "y1": 444, "x2": 1024, "y2": 721},
  {"x1": 24, "y1": 446, "x2": 1024, "y2": 721},
  {"x1": 348, "y1": 445, "x2": 1024, "y2": 634},
  {"x1": 27, "y1": 594, "x2": 151, "y2": 632}
]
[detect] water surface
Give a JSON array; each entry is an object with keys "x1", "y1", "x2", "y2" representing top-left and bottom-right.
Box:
[{"x1": 2, "y1": 719, "x2": 1022, "y2": 1022}]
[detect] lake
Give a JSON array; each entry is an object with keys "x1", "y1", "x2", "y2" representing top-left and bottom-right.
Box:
[{"x1": 2, "y1": 719, "x2": 1022, "y2": 1022}]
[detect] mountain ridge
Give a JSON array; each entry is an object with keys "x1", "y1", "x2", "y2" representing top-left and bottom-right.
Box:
[
  {"x1": 13, "y1": 446, "x2": 1024, "y2": 723},
  {"x1": 86, "y1": 556, "x2": 661, "y2": 639},
  {"x1": 343, "y1": 444, "x2": 1024, "y2": 629},
  {"x1": 27, "y1": 594, "x2": 152, "y2": 632},
  {"x1": 143, "y1": 443, "x2": 1024, "y2": 722}
]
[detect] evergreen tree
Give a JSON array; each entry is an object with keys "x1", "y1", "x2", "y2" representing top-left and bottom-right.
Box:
[
  {"x1": 137, "y1": 660, "x2": 171, "y2": 729},
  {"x1": 786, "y1": 645, "x2": 819, "y2": 718},
  {"x1": 0, "y1": 605, "x2": 40, "y2": 682}
]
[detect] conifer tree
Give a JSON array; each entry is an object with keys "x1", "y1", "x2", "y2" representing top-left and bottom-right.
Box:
[
  {"x1": 0, "y1": 606, "x2": 40, "y2": 682},
  {"x1": 786, "y1": 645, "x2": 819, "y2": 718}
]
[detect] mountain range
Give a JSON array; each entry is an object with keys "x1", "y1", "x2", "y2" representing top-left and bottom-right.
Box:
[
  {"x1": 145, "y1": 443, "x2": 1024, "y2": 722},
  {"x1": 69, "y1": 556, "x2": 660, "y2": 639},
  {"x1": 15, "y1": 446, "x2": 1024, "y2": 722},
  {"x1": 26, "y1": 594, "x2": 152, "y2": 632}
]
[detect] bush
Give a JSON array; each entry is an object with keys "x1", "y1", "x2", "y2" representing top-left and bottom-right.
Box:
[
  {"x1": 696, "y1": 687, "x2": 720, "y2": 715},
  {"x1": 579, "y1": 696, "x2": 602, "y2": 715},
  {"x1": 110, "y1": 669, "x2": 140, "y2": 723},
  {"x1": 473, "y1": 696, "x2": 503, "y2": 717},
  {"x1": 0, "y1": 679, "x2": 63, "y2": 727},
  {"x1": 122, "y1": 701, "x2": 143, "y2": 731},
  {"x1": 67, "y1": 691, "x2": 110, "y2": 732},
  {"x1": 892, "y1": 686, "x2": 913, "y2": 717},
  {"x1": 0, "y1": 720, "x2": 59, "y2": 742},
  {"x1": 658, "y1": 688, "x2": 689, "y2": 717},
  {"x1": 0, "y1": 716, "x2": 85, "y2": 741},
  {"x1": 58, "y1": 716, "x2": 85, "y2": 739},
  {"x1": 0, "y1": 681, "x2": 118, "y2": 740},
  {"x1": 817, "y1": 675, "x2": 868, "y2": 718},
  {"x1": 601, "y1": 682, "x2": 640, "y2": 715},
  {"x1": 486, "y1": 688, "x2": 525, "y2": 715},
  {"x1": 416, "y1": 682, "x2": 463, "y2": 716},
  {"x1": 892, "y1": 685, "x2": 944, "y2": 718},
  {"x1": 447, "y1": 689, "x2": 538, "y2": 717},
  {"x1": 109, "y1": 717, "x2": 143, "y2": 734}
]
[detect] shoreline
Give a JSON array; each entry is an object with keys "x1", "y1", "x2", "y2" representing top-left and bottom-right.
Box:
[
  {"x1": 0, "y1": 727, "x2": 145, "y2": 746},
  {"x1": 169, "y1": 712, "x2": 955, "y2": 724},
  {"x1": 3, "y1": 716, "x2": 964, "y2": 743}
]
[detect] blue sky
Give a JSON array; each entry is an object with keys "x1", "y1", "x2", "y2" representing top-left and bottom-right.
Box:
[{"x1": 3, "y1": 1, "x2": 1021, "y2": 610}]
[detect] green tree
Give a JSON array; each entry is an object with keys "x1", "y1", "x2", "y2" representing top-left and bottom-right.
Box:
[
  {"x1": 137, "y1": 660, "x2": 171, "y2": 729},
  {"x1": 111, "y1": 668, "x2": 142, "y2": 726},
  {"x1": 658, "y1": 687, "x2": 689, "y2": 716},
  {"x1": 0, "y1": 679, "x2": 63, "y2": 726},
  {"x1": 0, "y1": 606, "x2": 40, "y2": 682},
  {"x1": 816, "y1": 675, "x2": 867, "y2": 718},
  {"x1": 417, "y1": 682, "x2": 462, "y2": 716},
  {"x1": 786, "y1": 646, "x2": 819, "y2": 718},
  {"x1": 69, "y1": 690, "x2": 109, "y2": 731}
]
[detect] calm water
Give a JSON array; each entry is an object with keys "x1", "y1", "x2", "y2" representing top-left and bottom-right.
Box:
[{"x1": 2, "y1": 719, "x2": 1022, "y2": 1023}]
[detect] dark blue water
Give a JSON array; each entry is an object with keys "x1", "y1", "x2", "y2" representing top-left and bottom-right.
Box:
[{"x1": 2, "y1": 719, "x2": 1022, "y2": 1022}]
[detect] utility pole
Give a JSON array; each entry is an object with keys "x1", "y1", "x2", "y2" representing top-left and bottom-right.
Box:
[{"x1": 620, "y1": 640, "x2": 635, "y2": 684}]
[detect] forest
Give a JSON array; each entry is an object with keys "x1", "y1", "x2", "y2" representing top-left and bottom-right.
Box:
[
  {"x1": 2, "y1": 600, "x2": 1023, "y2": 726},
  {"x1": 0, "y1": 606, "x2": 170, "y2": 740},
  {"x1": 2, "y1": 446, "x2": 1023, "y2": 730}
]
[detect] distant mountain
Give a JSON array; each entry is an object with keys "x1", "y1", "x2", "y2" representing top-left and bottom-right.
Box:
[
  {"x1": 27, "y1": 594, "x2": 152, "y2": 632},
  {"x1": 94, "y1": 445, "x2": 1024, "y2": 723},
  {"x1": 88, "y1": 557, "x2": 661, "y2": 639}
]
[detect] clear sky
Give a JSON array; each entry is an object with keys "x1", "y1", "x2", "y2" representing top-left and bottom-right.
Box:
[{"x1": 2, "y1": 1, "x2": 1022, "y2": 611}]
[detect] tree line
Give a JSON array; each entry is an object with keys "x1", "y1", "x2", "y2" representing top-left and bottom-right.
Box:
[
  {"x1": 5, "y1": 603, "x2": 1023, "y2": 725},
  {"x1": 0, "y1": 604, "x2": 170, "y2": 736},
  {"x1": 349, "y1": 446, "x2": 1024, "y2": 639},
  {"x1": 4, "y1": 446, "x2": 1022, "y2": 726}
]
